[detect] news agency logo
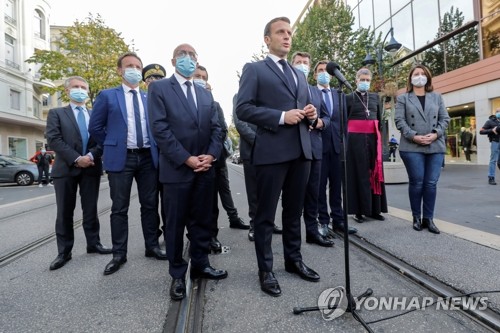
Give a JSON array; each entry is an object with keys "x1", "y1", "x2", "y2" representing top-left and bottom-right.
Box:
[{"x1": 317, "y1": 286, "x2": 489, "y2": 320}]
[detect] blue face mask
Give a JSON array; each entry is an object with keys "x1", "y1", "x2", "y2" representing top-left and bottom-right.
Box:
[
  {"x1": 357, "y1": 81, "x2": 370, "y2": 92},
  {"x1": 193, "y1": 78, "x2": 207, "y2": 89},
  {"x1": 123, "y1": 68, "x2": 142, "y2": 85},
  {"x1": 294, "y1": 64, "x2": 310, "y2": 78},
  {"x1": 69, "y1": 88, "x2": 88, "y2": 103},
  {"x1": 176, "y1": 55, "x2": 197, "y2": 78},
  {"x1": 496, "y1": 112, "x2": 500, "y2": 119},
  {"x1": 317, "y1": 72, "x2": 331, "y2": 85}
]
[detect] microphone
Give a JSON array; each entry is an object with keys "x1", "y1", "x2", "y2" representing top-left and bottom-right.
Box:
[{"x1": 326, "y1": 62, "x2": 353, "y2": 90}]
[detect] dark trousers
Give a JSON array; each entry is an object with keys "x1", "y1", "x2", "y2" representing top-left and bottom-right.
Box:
[
  {"x1": 37, "y1": 164, "x2": 50, "y2": 184},
  {"x1": 163, "y1": 172, "x2": 214, "y2": 279},
  {"x1": 53, "y1": 173, "x2": 101, "y2": 254},
  {"x1": 211, "y1": 158, "x2": 238, "y2": 236},
  {"x1": 107, "y1": 151, "x2": 159, "y2": 256},
  {"x1": 318, "y1": 149, "x2": 344, "y2": 226},
  {"x1": 303, "y1": 158, "x2": 322, "y2": 236},
  {"x1": 243, "y1": 160, "x2": 258, "y2": 228},
  {"x1": 254, "y1": 159, "x2": 310, "y2": 272}
]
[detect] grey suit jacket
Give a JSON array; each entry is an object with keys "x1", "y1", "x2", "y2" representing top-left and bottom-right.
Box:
[
  {"x1": 395, "y1": 91, "x2": 450, "y2": 154},
  {"x1": 46, "y1": 105, "x2": 102, "y2": 177}
]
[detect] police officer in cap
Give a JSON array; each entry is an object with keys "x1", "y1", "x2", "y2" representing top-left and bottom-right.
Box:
[{"x1": 143, "y1": 63, "x2": 166, "y2": 86}]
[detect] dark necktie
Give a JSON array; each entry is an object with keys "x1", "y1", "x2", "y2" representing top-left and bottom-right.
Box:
[
  {"x1": 322, "y1": 88, "x2": 333, "y2": 116},
  {"x1": 130, "y1": 90, "x2": 143, "y2": 148},
  {"x1": 278, "y1": 59, "x2": 296, "y2": 91},
  {"x1": 184, "y1": 81, "x2": 198, "y2": 115},
  {"x1": 75, "y1": 106, "x2": 89, "y2": 155}
]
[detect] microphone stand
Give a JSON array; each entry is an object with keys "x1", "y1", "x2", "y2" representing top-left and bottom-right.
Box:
[{"x1": 293, "y1": 81, "x2": 374, "y2": 333}]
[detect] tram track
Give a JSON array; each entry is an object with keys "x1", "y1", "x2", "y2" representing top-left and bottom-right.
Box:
[
  {"x1": 0, "y1": 193, "x2": 136, "y2": 268},
  {"x1": 168, "y1": 163, "x2": 500, "y2": 332}
]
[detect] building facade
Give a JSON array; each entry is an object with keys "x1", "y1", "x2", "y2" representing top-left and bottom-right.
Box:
[
  {"x1": 297, "y1": 0, "x2": 500, "y2": 165},
  {"x1": 0, "y1": 0, "x2": 53, "y2": 159}
]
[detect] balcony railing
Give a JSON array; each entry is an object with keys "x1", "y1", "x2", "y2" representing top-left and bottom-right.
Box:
[
  {"x1": 5, "y1": 59, "x2": 20, "y2": 70},
  {"x1": 4, "y1": 14, "x2": 16, "y2": 25}
]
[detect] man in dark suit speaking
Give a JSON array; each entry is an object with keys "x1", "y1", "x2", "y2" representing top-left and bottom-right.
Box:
[
  {"x1": 46, "y1": 76, "x2": 112, "y2": 271},
  {"x1": 236, "y1": 16, "x2": 321, "y2": 297}
]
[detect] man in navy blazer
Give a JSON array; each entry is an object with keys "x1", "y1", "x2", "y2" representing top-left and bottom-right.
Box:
[
  {"x1": 89, "y1": 52, "x2": 164, "y2": 276},
  {"x1": 46, "y1": 76, "x2": 112, "y2": 271},
  {"x1": 148, "y1": 44, "x2": 227, "y2": 301},
  {"x1": 314, "y1": 60, "x2": 358, "y2": 236},
  {"x1": 236, "y1": 17, "x2": 320, "y2": 297},
  {"x1": 290, "y1": 52, "x2": 334, "y2": 248}
]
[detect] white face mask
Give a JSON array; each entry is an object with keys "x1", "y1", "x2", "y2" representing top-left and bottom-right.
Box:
[{"x1": 411, "y1": 75, "x2": 427, "y2": 87}]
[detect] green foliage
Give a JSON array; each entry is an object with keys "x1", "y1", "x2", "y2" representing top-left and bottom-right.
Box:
[
  {"x1": 26, "y1": 14, "x2": 131, "y2": 106},
  {"x1": 422, "y1": 6, "x2": 479, "y2": 76},
  {"x1": 290, "y1": 0, "x2": 375, "y2": 87}
]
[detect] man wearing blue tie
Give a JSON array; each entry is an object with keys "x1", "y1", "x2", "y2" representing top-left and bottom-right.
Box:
[
  {"x1": 46, "y1": 76, "x2": 112, "y2": 271},
  {"x1": 89, "y1": 52, "x2": 165, "y2": 276},
  {"x1": 314, "y1": 60, "x2": 358, "y2": 235}
]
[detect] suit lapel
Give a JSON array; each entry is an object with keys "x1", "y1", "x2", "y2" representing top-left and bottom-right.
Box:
[
  {"x1": 63, "y1": 105, "x2": 81, "y2": 135},
  {"x1": 265, "y1": 57, "x2": 296, "y2": 97},
  {"x1": 115, "y1": 86, "x2": 128, "y2": 124}
]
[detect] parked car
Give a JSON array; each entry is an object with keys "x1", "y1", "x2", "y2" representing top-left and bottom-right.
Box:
[
  {"x1": 231, "y1": 152, "x2": 242, "y2": 164},
  {"x1": 0, "y1": 155, "x2": 39, "y2": 186}
]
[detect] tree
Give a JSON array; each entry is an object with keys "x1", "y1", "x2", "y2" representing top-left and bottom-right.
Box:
[
  {"x1": 26, "y1": 14, "x2": 131, "y2": 105},
  {"x1": 422, "y1": 6, "x2": 479, "y2": 76},
  {"x1": 290, "y1": 0, "x2": 375, "y2": 87}
]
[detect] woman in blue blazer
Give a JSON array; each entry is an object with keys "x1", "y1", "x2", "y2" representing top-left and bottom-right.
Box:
[{"x1": 395, "y1": 64, "x2": 450, "y2": 234}]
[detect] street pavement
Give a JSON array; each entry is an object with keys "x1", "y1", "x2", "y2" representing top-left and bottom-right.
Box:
[{"x1": 0, "y1": 163, "x2": 499, "y2": 332}]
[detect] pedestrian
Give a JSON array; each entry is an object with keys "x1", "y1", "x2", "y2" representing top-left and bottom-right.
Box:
[
  {"x1": 36, "y1": 148, "x2": 53, "y2": 187},
  {"x1": 346, "y1": 68, "x2": 388, "y2": 223},
  {"x1": 395, "y1": 64, "x2": 450, "y2": 234},
  {"x1": 313, "y1": 60, "x2": 357, "y2": 235},
  {"x1": 148, "y1": 44, "x2": 228, "y2": 301},
  {"x1": 236, "y1": 17, "x2": 320, "y2": 297},
  {"x1": 460, "y1": 127, "x2": 473, "y2": 162},
  {"x1": 291, "y1": 53, "x2": 334, "y2": 247},
  {"x1": 233, "y1": 93, "x2": 283, "y2": 242},
  {"x1": 46, "y1": 76, "x2": 112, "y2": 270},
  {"x1": 89, "y1": 52, "x2": 166, "y2": 277},
  {"x1": 193, "y1": 65, "x2": 249, "y2": 254},
  {"x1": 479, "y1": 108, "x2": 500, "y2": 185},
  {"x1": 142, "y1": 63, "x2": 167, "y2": 239},
  {"x1": 388, "y1": 134, "x2": 399, "y2": 162}
]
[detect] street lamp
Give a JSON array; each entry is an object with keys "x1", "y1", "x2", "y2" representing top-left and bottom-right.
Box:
[
  {"x1": 362, "y1": 27, "x2": 402, "y2": 161},
  {"x1": 362, "y1": 27, "x2": 402, "y2": 82}
]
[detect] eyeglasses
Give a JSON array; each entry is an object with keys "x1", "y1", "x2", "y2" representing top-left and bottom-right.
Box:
[{"x1": 176, "y1": 50, "x2": 198, "y2": 60}]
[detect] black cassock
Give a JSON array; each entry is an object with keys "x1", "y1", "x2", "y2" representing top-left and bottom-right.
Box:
[{"x1": 345, "y1": 91, "x2": 388, "y2": 216}]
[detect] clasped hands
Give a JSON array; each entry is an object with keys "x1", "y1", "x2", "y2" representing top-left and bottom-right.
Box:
[
  {"x1": 186, "y1": 154, "x2": 214, "y2": 172},
  {"x1": 284, "y1": 104, "x2": 317, "y2": 126},
  {"x1": 75, "y1": 155, "x2": 94, "y2": 168},
  {"x1": 413, "y1": 133, "x2": 438, "y2": 146}
]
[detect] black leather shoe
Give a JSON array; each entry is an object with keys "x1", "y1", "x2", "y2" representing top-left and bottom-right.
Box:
[
  {"x1": 209, "y1": 237, "x2": 222, "y2": 254},
  {"x1": 332, "y1": 223, "x2": 357, "y2": 234},
  {"x1": 49, "y1": 253, "x2": 72, "y2": 270},
  {"x1": 190, "y1": 266, "x2": 228, "y2": 280},
  {"x1": 248, "y1": 227, "x2": 254, "y2": 242},
  {"x1": 103, "y1": 256, "x2": 127, "y2": 275},
  {"x1": 87, "y1": 242, "x2": 112, "y2": 255},
  {"x1": 170, "y1": 278, "x2": 186, "y2": 301},
  {"x1": 306, "y1": 234, "x2": 334, "y2": 247},
  {"x1": 259, "y1": 271, "x2": 281, "y2": 297},
  {"x1": 369, "y1": 214, "x2": 385, "y2": 221},
  {"x1": 413, "y1": 217, "x2": 423, "y2": 231},
  {"x1": 229, "y1": 217, "x2": 250, "y2": 230},
  {"x1": 145, "y1": 247, "x2": 167, "y2": 260},
  {"x1": 272, "y1": 224, "x2": 283, "y2": 234},
  {"x1": 423, "y1": 218, "x2": 440, "y2": 234},
  {"x1": 353, "y1": 215, "x2": 366, "y2": 223},
  {"x1": 284, "y1": 260, "x2": 320, "y2": 282}
]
